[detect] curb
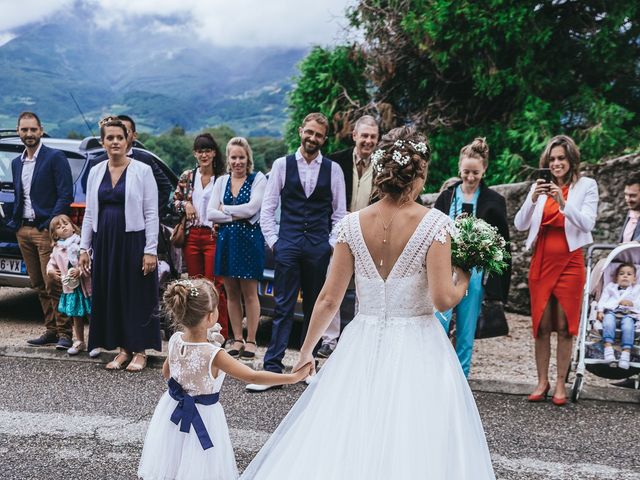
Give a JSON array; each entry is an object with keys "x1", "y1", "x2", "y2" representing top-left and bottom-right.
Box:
[{"x1": 2, "y1": 345, "x2": 639, "y2": 404}]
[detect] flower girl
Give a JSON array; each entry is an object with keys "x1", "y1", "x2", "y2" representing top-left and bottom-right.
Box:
[
  {"x1": 46, "y1": 214, "x2": 91, "y2": 355},
  {"x1": 138, "y1": 278, "x2": 311, "y2": 480}
]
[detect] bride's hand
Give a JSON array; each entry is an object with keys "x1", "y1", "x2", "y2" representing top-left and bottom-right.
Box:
[
  {"x1": 453, "y1": 266, "x2": 471, "y2": 289},
  {"x1": 293, "y1": 350, "x2": 315, "y2": 377}
]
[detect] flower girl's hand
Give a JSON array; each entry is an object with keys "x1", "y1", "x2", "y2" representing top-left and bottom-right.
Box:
[{"x1": 67, "y1": 268, "x2": 80, "y2": 279}]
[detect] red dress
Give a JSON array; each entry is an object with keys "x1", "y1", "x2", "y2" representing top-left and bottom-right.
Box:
[{"x1": 528, "y1": 186, "x2": 585, "y2": 337}]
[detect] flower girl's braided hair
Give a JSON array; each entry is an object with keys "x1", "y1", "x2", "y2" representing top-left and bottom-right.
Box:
[
  {"x1": 371, "y1": 126, "x2": 431, "y2": 201},
  {"x1": 163, "y1": 278, "x2": 219, "y2": 330}
]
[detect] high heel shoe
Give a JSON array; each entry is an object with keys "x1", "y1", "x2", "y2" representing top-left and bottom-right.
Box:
[
  {"x1": 551, "y1": 395, "x2": 567, "y2": 406},
  {"x1": 527, "y1": 383, "x2": 550, "y2": 402}
]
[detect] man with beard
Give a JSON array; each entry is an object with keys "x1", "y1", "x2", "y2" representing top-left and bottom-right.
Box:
[
  {"x1": 87, "y1": 114, "x2": 172, "y2": 213},
  {"x1": 248, "y1": 113, "x2": 346, "y2": 390},
  {"x1": 619, "y1": 175, "x2": 640, "y2": 243},
  {"x1": 8, "y1": 112, "x2": 74, "y2": 348},
  {"x1": 316, "y1": 115, "x2": 380, "y2": 358}
]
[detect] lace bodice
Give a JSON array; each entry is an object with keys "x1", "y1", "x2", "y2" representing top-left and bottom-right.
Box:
[
  {"x1": 168, "y1": 332, "x2": 225, "y2": 396},
  {"x1": 336, "y1": 209, "x2": 454, "y2": 318}
]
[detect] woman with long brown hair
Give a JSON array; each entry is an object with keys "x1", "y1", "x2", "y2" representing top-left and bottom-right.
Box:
[{"x1": 515, "y1": 135, "x2": 599, "y2": 405}]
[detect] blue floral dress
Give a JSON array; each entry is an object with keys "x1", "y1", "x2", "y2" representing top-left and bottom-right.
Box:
[{"x1": 214, "y1": 173, "x2": 265, "y2": 280}]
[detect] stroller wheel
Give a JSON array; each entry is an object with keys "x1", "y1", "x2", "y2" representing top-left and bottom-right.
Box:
[{"x1": 571, "y1": 374, "x2": 583, "y2": 403}]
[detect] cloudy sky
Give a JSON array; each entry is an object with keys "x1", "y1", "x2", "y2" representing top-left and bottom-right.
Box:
[{"x1": 0, "y1": 0, "x2": 357, "y2": 47}]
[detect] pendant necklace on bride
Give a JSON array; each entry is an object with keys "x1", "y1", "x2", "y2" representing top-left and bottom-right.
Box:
[{"x1": 375, "y1": 200, "x2": 409, "y2": 268}]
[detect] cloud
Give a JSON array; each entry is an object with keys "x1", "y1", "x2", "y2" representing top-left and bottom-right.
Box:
[
  {"x1": 0, "y1": 0, "x2": 357, "y2": 47},
  {"x1": 0, "y1": 0, "x2": 75, "y2": 31}
]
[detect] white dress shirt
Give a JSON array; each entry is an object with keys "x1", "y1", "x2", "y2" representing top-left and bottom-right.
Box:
[
  {"x1": 260, "y1": 148, "x2": 347, "y2": 249},
  {"x1": 20, "y1": 142, "x2": 43, "y2": 220},
  {"x1": 191, "y1": 169, "x2": 214, "y2": 228}
]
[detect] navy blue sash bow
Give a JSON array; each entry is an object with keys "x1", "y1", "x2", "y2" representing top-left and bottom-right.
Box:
[{"x1": 168, "y1": 377, "x2": 220, "y2": 450}]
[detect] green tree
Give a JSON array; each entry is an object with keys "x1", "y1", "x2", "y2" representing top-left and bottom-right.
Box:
[
  {"x1": 290, "y1": 0, "x2": 640, "y2": 191},
  {"x1": 285, "y1": 45, "x2": 371, "y2": 154}
]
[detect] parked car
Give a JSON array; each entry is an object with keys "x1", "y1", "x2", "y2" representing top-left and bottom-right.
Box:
[{"x1": 0, "y1": 131, "x2": 179, "y2": 288}]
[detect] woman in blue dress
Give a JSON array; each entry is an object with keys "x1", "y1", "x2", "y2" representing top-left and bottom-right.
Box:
[
  {"x1": 433, "y1": 138, "x2": 511, "y2": 377},
  {"x1": 207, "y1": 137, "x2": 266, "y2": 359},
  {"x1": 79, "y1": 117, "x2": 160, "y2": 372}
]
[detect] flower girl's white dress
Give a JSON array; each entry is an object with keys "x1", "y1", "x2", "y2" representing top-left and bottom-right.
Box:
[
  {"x1": 241, "y1": 209, "x2": 495, "y2": 479},
  {"x1": 138, "y1": 332, "x2": 238, "y2": 480}
]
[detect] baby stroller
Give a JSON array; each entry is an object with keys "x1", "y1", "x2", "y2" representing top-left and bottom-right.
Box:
[{"x1": 571, "y1": 242, "x2": 640, "y2": 402}]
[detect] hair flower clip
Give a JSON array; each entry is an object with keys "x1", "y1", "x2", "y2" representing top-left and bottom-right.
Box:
[
  {"x1": 176, "y1": 279, "x2": 199, "y2": 297},
  {"x1": 409, "y1": 141, "x2": 429, "y2": 154}
]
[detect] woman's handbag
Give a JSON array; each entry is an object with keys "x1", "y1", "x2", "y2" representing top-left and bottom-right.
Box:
[
  {"x1": 170, "y1": 215, "x2": 187, "y2": 248},
  {"x1": 475, "y1": 300, "x2": 509, "y2": 339},
  {"x1": 169, "y1": 167, "x2": 197, "y2": 249}
]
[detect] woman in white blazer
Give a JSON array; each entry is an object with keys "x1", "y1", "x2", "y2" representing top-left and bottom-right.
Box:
[
  {"x1": 207, "y1": 137, "x2": 267, "y2": 359},
  {"x1": 79, "y1": 118, "x2": 160, "y2": 372},
  {"x1": 514, "y1": 135, "x2": 598, "y2": 406}
]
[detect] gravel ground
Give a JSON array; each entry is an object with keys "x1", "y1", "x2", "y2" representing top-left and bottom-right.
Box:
[{"x1": 0, "y1": 287, "x2": 628, "y2": 391}]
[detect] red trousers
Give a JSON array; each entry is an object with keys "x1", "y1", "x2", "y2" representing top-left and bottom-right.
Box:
[{"x1": 183, "y1": 227, "x2": 229, "y2": 339}]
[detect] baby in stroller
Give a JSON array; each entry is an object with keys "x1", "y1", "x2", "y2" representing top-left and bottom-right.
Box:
[{"x1": 597, "y1": 262, "x2": 640, "y2": 369}]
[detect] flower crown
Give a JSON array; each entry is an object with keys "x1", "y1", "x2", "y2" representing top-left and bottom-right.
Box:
[{"x1": 371, "y1": 139, "x2": 430, "y2": 174}]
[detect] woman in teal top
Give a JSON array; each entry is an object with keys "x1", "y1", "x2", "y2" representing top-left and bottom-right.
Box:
[{"x1": 433, "y1": 138, "x2": 511, "y2": 377}]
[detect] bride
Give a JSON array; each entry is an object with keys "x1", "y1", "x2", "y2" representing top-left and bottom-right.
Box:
[{"x1": 241, "y1": 127, "x2": 496, "y2": 479}]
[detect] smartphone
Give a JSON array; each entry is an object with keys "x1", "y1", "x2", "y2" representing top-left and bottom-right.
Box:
[
  {"x1": 461, "y1": 203, "x2": 474, "y2": 215},
  {"x1": 537, "y1": 168, "x2": 552, "y2": 183}
]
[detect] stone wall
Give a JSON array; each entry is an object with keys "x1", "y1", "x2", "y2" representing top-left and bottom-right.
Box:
[{"x1": 421, "y1": 153, "x2": 640, "y2": 313}]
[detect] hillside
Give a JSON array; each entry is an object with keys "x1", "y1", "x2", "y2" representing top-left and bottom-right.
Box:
[{"x1": 0, "y1": 10, "x2": 306, "y2": 137}]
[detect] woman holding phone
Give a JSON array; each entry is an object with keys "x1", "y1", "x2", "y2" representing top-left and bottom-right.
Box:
[
  {"x1": 434, "y1": 137, "x2": 511, "y2": 377},
  {"x1": 514, "y1": 135, "x2": 598, "y2": 405}
]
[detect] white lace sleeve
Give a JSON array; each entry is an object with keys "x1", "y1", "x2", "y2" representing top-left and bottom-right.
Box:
[
  {"x1": 433, "y1": 214, "x2": 456, "y2": 245},
  {"x1": 333, "y1": 215, "x2": 351, "y2": 244}
]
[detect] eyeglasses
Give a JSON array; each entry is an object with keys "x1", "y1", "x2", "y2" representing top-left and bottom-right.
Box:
[{"x1": 194, "y1": 149, "x2": 214, "y2": 155}]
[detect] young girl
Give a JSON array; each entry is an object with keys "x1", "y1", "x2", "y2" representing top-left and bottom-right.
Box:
[
  {"x1": 138, "y1": 278, "x2": 311, "y2": 480},
  {"x1": 47, "y1": 214, "x2": 91, "y2": 355}
]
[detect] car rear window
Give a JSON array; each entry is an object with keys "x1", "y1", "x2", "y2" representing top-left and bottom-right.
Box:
[{"x1": 0, "y1": 151, "x2": 86, "y2": 185}]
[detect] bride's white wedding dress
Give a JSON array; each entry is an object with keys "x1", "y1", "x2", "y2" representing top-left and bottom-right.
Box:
[{"x1": 241, "y1": 209, "x2": 496, "y2": 479}]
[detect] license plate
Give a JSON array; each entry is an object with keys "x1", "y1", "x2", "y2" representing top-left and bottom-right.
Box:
[
  {"x1": 0, "y1": 257, "x2": 25, "y2": 274},
  {"x1": 261, "y1": 281, "x2": 302, "y2": 301},
  {"x1": 263, "y1": 281, "x2": 274, "y2": 296}
]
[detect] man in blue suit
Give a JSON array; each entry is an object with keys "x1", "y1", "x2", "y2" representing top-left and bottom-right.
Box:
[{"x1": 9, "y1": 112, "x2": 74, "y2": 348}]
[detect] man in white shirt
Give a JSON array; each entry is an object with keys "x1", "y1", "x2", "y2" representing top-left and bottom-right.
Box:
[
  {"x1": 8, "y1": 112, "x2": 74, "y2": 348},
  {"x1": 248, "y1": 113, "x2": 346, "y2": 390},
  {"x1": 619, "y1": 175, "x2": 640, "y2": 243}
]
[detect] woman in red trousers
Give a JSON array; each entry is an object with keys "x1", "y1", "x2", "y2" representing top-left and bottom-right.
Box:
[{"x1": 172, "y1": 133, "x2": 229, "y2": 338}]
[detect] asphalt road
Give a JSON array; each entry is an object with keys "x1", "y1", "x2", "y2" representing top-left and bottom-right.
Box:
[{"x1": 0, "y1": 354, "x2": 639, "y2": 480}]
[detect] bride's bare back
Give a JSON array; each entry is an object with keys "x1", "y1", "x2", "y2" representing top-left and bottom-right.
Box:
[{"x1": 358, "y1": 201, "x2": 431, "y2": 280}]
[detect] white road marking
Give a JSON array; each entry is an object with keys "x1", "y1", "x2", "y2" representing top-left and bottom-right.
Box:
[
  {"x1": 492, "y1": 454, "x2": 640, "y2": 479},
  {"x1": 1, "y1": 410, "x2": 638, "y2": 478}
]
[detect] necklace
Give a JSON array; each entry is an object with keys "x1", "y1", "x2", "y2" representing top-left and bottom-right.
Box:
[{"x1": 375, "y1": 200, "x2": 409, "y2": 268}]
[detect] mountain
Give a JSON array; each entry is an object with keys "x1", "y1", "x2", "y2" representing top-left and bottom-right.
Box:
[{"x1": 0, "y1": 9, "x2": 307, "y2": 137}]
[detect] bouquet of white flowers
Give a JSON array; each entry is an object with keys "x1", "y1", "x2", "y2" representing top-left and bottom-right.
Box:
[{"x1": 450, "y1": 214, "x2": 510, "y2": 275}]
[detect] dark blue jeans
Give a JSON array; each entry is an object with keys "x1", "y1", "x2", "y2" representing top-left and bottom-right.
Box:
[{"x1": 263, "y1": 239, "x2": 331, "y2": 373}]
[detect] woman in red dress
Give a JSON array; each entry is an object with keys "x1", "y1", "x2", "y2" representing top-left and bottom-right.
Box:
[{"x1": 514, "y1": 135, "x2": 598, "y2": 405}]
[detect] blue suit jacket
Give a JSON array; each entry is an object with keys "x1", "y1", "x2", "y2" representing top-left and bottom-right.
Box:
[{"x1": 9, "y1": 143, "x2": 74, "y2": 231}]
